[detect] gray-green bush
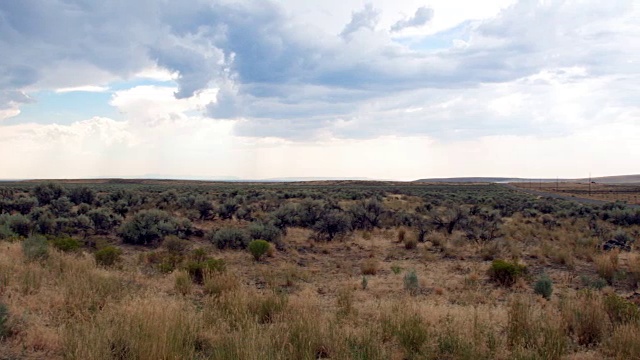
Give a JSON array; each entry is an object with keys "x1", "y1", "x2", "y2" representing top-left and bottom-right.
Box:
[
  {"x1": 534, "y1": 274, "x2": 553, "y2": 300},
  {"x1": 207, "y1": 227, "x2": 250, "y2": 250},
  {"x1": 119, "y1": 209, "x2": 179, "y2": 245}
]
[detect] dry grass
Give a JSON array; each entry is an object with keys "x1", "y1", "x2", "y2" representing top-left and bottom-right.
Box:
[
  {"x1": 360, "y1": 258, "x2": 379, "y2": 275},
  {"x1": 595, "y1": 251, "x2": 619, "y2": 285},
  {"x1": 1, "y1": 215, "x2": 640, "y2": 359},
  {"x1": 511, "y1": 182, "x2": 640, "y2": 205}
]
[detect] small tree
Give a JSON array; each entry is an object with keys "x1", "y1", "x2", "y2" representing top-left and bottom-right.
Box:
[{"x1": 248, "y1": 240, "x2": 270, "y2": 261}]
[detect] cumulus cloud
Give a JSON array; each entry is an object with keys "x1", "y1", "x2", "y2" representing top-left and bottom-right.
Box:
[{"x1": 390, "y1": 7, "x2": 434, "y2": 32}]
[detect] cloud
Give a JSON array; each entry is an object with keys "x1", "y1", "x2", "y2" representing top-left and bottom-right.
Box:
[
  {"x1": 109, "y1": 85, "x2": 217, "y2": 126},
  {"x1": 0, "y1": 0, "x2": 639, "y2": 144},
  {"x1": 207, "y1": 82, "x2": 244, "y2": 119},
  {"x1": 0, "y1": 90, "x2": 32, "y2": 120},
  {"x1": 55, "y1": 86, "x2": 109, "y2": 93},
  {"x1": 390, "y1": 7, "x2": 434, "y2": 32},
  {"x1": 340, "y1": 4, "x2": 380, "y2": 38}
]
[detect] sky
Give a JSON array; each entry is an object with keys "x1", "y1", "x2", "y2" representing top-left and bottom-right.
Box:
[{"x1": 0, "y1": 0, "x2": 639, "y2": 181}]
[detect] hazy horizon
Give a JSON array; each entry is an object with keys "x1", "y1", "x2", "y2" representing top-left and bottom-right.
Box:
[{"x1": 1, "y1": 1, "x2": 639, "y2": 180}]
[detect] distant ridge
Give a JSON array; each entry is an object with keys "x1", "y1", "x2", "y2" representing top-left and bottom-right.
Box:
[
  {"x1": 413, "y1": 177, "x2": 519, "y2": 183},
  {"x1": 414, "y1": 174, "x2": 640, "y2": 184}
]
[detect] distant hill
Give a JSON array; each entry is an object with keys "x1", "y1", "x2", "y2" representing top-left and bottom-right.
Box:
[
  {"x1": 414, "y1": 175, "x2": 640, "y2": 184},
  {"x1": 573, "y1": 175, "x2": 640, "y2": 184},
  {"x1": 413, "y1": 177, "x2": 520, "y2": 183}
]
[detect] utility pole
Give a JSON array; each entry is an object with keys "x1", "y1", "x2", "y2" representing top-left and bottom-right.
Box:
[
  {"x1": 556, "y1": 177, "x2": 559, "y2": 192},
  {"x1": 589, "y1": 172, "x2": 591, "y2": 197}
]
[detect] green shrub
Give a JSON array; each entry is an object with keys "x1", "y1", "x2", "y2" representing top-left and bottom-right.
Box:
[
  {"x1": 488, "y1": 259, "x2": 527, "y2": 287},
  {"x1": 51, "y1": 237, "x2": 81, "y2": 252},
  {"x1": 22, "y1": 235, "x2": 49, "y2": 261},
  {"x1": 534, "y1": 274, "x2": 553, "y2": 300},
  {"x1": 0, "y1": 224, "x2": 16, "y2": 240},
  {"x1": 248, "y1": 239, "x2": 270, "y2": 261},
  {"x1": 94, "y1": 246, "x2": 122, "y2": 267},
  {"x1": 404, "y1": 270, "x2": 419, "y2": 295},
  {"x1": 0, "y1": 302, "x2": 9, "y2": 339},
  {"x1": 207, "y1": 227, "x2": 250, "y2": 250},
  {"x1": 604, "y1": 293, "x2": 640, "y2": 325},
  {"x1": 191, "y1": 248, "x2": 207, "y2": 262},
  {"x1": 580, "y1": 275, "x2": 608, "y2": 290},
  {"x1": 391, "y1": 265, "x2": 402, "y2": 275},
  {"x1": 145, "y1": 250, "x2": 183, "y2": 274},
  {"x1": 185, "y1": 259, "x2": 226, "y2": 284}
]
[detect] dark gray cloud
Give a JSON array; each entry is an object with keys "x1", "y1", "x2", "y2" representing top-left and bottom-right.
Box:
[{"x1": 390, "y1": 7, "x2": 434, "y2": 32}]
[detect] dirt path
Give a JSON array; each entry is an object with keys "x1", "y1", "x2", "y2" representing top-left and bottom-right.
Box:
[{"x1": 501, "y1": 183, "x2": 640, "y2": 209}]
